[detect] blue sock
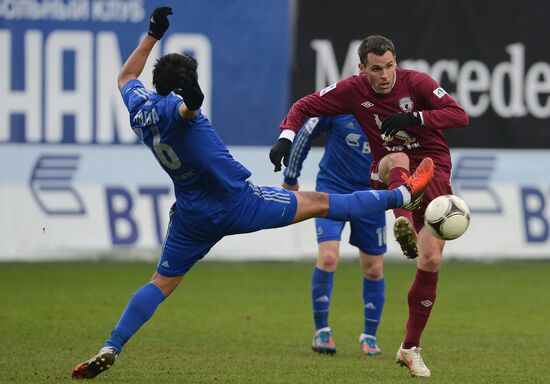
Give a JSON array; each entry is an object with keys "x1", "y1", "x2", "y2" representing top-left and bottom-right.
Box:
[
  {"x1": 105, "y1": 283, "x2": 165, "y2": 353},
  {"x1": 326, "y1": 190, "x2": 403, "y2": 221},
  {"x1": 363, "y1": 277, "x2": 385, "y2": 336},
  {"x1": 312, "y1": 267, "x2": 334, "y2": 330}
]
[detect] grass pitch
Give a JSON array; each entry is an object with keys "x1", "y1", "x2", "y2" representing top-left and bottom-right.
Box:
[{"x1": 2, "y1": 260, "x2": 550, "y2": 383}]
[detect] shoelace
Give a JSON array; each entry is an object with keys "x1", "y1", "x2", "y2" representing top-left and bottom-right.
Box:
[
  {"x1": 318, "y1": 332, "x2": 332, "y2": 344},
  {"x1": 410, "y1": 347, "x2": 428, "y2": 368},
  {"x1": 317, "y1": 332, "x2": 331, "y2": 344},
  {"x1": 366, "y1": 339, "x2": 377, "y2": 348},
  {"x1": 401, "y1": 171, "x2": 411, "y2": 188},
  {"x1": 402, "y1": 160, "x2": 433, "y2": 191},
  {"x1": 401, "y1": 169, "x2": 426, "y2": 191},
  {"x1": 99, "y1": 347, "x2": 118, "y2": 358}
]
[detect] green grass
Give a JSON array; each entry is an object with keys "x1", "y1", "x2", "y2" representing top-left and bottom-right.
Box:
[{"x1": 2, "y1": 260, "x2": 550, "y2": 383}]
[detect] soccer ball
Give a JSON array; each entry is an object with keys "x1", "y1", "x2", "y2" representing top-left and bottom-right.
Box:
[{"x1": 424, "y1": 195, "x2": 471, "y2": 240}]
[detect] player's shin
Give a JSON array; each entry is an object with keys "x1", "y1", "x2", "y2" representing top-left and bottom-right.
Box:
[
  {"x1": 105, "y1": 283, "x2": 166, "y2": 352},
  {"x1": 326, "y1": 190, "x2": 404, "y2": 221},
  {"x1": 403, "y1": 269, "x2": 438, "y2": 349},
  {"x1": 312, "y1": 267, "x2": 334, "y2": 330},
  {"x1": 363, "y1": 277, "x2": 385, "y2": 336}
]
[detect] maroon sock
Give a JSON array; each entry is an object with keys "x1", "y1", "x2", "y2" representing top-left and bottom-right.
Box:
[
  {"x1": 403, "y1": 268, "x2": 439, "y2": 349},
  {"x1": 388, "y1": 166, "x2": 408, "y2": 189},
  {"x1": 388, "y1": 167, "x2": 413, "y2": 221}
]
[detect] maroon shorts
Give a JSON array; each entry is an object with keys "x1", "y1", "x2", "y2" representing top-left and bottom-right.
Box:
[{"x1": 371, "y1": 168, "x2": 453, "y2": 233}]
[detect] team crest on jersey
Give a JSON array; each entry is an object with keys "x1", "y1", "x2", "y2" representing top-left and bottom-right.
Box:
[
  {"x1": 433, "y1": 87, "x2": 448, "y2": 98},
  {"x1": 398, "y1": 97, "x2": 414, "y2": 112},
  {"x1": 320, "y1": 83, "x2": 337, "y2": 96}
]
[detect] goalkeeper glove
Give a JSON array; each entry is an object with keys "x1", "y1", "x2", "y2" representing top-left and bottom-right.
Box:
[
  {"x1": 380, "y1": 111, "x2": 421, "y2": 140},
  {"x1": 174, "y1": 76, "x2": 204, "y2": 111},
  {"x1": 269, "y1": 138, "x2": 292, "y2": 172},
  {"x1": 148, "y1": 7, "x2": 173, "y2": 40}
]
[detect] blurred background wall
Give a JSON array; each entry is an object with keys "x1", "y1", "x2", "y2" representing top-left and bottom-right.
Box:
[{"x1": 1, "y1": 0, "x2": 549, "y2": 261}]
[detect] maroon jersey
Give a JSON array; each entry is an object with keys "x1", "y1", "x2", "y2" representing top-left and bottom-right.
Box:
[{"x1": 280, "y1": 68, "x2": 469, "y2": 180}]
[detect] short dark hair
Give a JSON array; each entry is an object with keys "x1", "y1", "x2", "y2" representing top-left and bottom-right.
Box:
[
  {"x1": 153, "y1": 53, "x2": 198, "y2": 96},
  {"x1": 357, "y1": 35, "x2": 396, "y2": 65}
]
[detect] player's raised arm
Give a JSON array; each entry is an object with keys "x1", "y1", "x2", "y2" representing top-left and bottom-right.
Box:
[{"x1": 117, "y1": 7, "x2": 173, "y2": 90}]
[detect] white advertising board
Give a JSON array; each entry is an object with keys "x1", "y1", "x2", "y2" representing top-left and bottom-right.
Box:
[{"x1": 1, "y1": 145, "x2": 549, "y2": 261}]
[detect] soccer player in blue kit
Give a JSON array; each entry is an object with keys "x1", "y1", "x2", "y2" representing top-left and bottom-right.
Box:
[
  {"x1": 283, "y1": 115, "x2": 386, "y2": 356},
  {"x1": 71, "y1": 7, "x2": 435, "y2": 379}
]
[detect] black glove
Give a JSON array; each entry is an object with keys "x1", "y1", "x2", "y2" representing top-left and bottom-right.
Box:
[
  {"x1": 148, "y1": 7, "x2": 173, "y2": 40},
  {"x1": 380, "y1": 111, "x2": 422, "y2": 140},
  {"x1": 174, "y1": 76, "x2": 204, "y2": 110},
  {"x1": 269, "y1": 138, "x2": 292, "y2": 172}
]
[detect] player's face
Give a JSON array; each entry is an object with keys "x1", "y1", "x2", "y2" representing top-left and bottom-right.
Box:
[{"x1": 361, "y1": 51, "x2": 396, "y2": 94}]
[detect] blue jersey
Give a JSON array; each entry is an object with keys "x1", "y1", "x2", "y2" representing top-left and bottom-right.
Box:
[
  {"x1": 284, "y1": 114, "x2": 372, "y2": 193},
  {"x1": 121, "y1": 79, "x2": 251, "y2": 214}
]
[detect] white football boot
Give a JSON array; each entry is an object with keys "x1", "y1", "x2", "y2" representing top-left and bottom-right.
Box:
[{"x1": 395, "y1": 343, "x2": 431, "y2": 377}]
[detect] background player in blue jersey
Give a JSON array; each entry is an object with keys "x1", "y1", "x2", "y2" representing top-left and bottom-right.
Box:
[
  {"x1": 282, "y1": 115, "x2": 386, "y2": 356},
  {"x1": 71, "y1": 7, "x2": 434, "y2": 379}
]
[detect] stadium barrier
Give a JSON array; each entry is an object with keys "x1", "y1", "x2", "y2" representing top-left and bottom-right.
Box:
[{"x1": 1, "y1": 146, "x2": 549, "y2": 261}]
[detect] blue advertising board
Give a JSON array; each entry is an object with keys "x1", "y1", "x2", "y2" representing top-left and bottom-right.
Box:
[{"x1": 0, "y1": 0, "x2": 290, "y2": 145}]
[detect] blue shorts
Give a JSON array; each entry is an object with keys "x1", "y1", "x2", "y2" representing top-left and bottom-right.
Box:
[
  {"x1": 157, "y1": 183, "x2": 297, "y2": 276},
  {"x1": 315, "y1": 184, "x2": 386, "y2": 255},
  {"x1": 315, "y1": 214, "x2": 387, "y2": 255}
]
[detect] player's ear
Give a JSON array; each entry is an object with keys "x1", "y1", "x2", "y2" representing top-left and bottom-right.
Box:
[{"x1": 358, "y1": 63, "x2": 366, "y2": 74}]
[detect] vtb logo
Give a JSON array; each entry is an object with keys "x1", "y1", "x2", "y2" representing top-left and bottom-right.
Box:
[{"x1": 29, "y1": 154, "x2": 86, "y2": 215}]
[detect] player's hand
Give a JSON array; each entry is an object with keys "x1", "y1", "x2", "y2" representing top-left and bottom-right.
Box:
[
  {"x1": 174, "y1": 74, "x2": 204, "y2": 110},
  {"x1": 380, "y1": 111, "x2": 421, "y2": 141},
  {"x1": 148, "y1": 7, "x2": 173, "y2": 40},
  {"x1": 282, "y1": 181, "x2": 299, "y2": 191},
  {"x1": 269, "y1": 138, "x2": 292, "y2": 172}
]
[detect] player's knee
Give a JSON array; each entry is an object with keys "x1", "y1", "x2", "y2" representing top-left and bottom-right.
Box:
[
  {"x1": 318, "y1": 253, "x2": 338, "y2": 271},
  {"x1": 150, "y1": 273, "x2": 183, "y2": 297},
  {"x1": 419, "y1": 249, "x2": 442, "y2": 270},
  {"x1": 312, "y1": 192, "x2": 330, "y2": 214},
  {"x1": 295, "y1": 191, "x2": 330, "y2": 221},
  {"x1": 387, "y1": 152, "x2": 409, "y2": 168},
  {"x1": 362, "y1": 259, "x2": 383, "y2": 280},
  {"x1": 364, "y1": 265, "x2": 383, "y2": 280}
]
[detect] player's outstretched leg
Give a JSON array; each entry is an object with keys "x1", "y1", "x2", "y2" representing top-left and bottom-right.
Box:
[
  {"x1": 393, "y1": 157, "x2": 434, "y2": 259},
  {"x1": 395, "y1": 343, "x2": 431, "y2": 377},
  {"x1": 325, "y1": 158, "x2": 434, "y2": 223},
  {"x1": 311, "y1": 328, "x2": 337, "y2": 355},
  {"x1": 72, "y1": 347, "x2": 118, "y2": 379}
]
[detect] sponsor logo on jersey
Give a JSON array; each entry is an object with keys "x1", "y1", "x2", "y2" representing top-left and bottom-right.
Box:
[
  {"x1": 320, "y1": 82, "x2": 337, "y2": 96},
  {"x1": 399, "y1": 96, "x2": 414, "y2": 112},
  {"x1": 433, "y1": 87, "x2": 448, "y2": 98},
  {"x1": 361, "y1": 101, "x2": 374, "y2": 108},
  {"x1": 345, "y1": 133, "x2": 362, "y2": 147}
]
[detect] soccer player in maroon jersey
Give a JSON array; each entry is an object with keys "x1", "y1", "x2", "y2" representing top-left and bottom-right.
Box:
[{"x1": 270, "y1": 35, "x2": 469, "y2": 377}]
